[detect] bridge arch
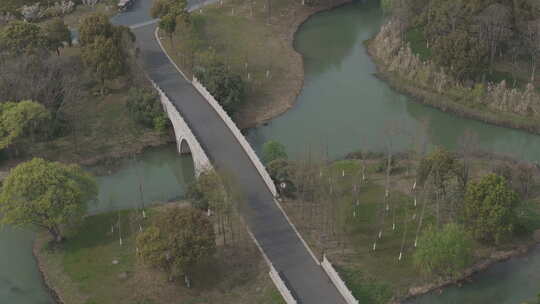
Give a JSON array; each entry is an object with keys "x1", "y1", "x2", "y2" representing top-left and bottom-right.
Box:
[
  {"x1": 179, "y1": 138, "x2": 191, "y2": 155},
  {"x1": 151, "y1": 81, "x2": 212, "y2": 176}
]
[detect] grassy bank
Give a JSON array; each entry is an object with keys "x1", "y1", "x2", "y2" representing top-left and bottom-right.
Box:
[
  {"x1": 34, "y1": 204, "x2": 285, "y2": 304},
  {"x1": 161, "y1": 0, "x2": 351, "y2": 128},
  {"x1": 366, "y1": 39, "x2": 540, "y2": 135},
  {"x1": 281, "y1": 155, "x2": 540, "y2": 302}
]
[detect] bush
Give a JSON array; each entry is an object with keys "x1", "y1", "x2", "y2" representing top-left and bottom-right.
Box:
[
  {"x1": 194, "y1": 61, "x2": 245, "y2": 116},
  {"x1": 262, "y1": 140, "x2": 287, "y2": 164},
  {"x1": 126, "y1": 88, "x2": 169, "y2": 131},
  {"x1": 464, "y1": 174, "x2": 518, "y2": 244},
  {"x1": 136, "y1": 206, "x2": 215, "y2": 283},
  {"x1": 267, "y1": 158, "x2": 296, "y2": 198},
  {"x1": 413, "y1": 223, "x2": 474, "y2": 278}
]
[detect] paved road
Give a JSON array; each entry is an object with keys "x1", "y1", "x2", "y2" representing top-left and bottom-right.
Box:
[{"x1": 116, "y1": 1, "x2": 347, "y2": 303}]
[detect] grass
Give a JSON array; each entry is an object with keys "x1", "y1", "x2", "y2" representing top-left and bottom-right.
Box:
[
  {"x1": 405, "y1": 27, "x2": 432, "y2": 61},
  {"x1": 36, "y1": 205, "x2": 286, "y2": 304},
  {"x1": 284, "y1": 154, "x2": 540, "y2": 302},
  {"x1": 161, "y1": 0, "x2": 348, "y2": 128},
  {"x1": 282, "y1": 159, "x2": 432, "y2": 300}
]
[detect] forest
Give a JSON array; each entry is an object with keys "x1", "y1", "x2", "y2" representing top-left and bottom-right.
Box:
[{"x1": 385, "y1": 0, "x2": 540, "y2": 84}]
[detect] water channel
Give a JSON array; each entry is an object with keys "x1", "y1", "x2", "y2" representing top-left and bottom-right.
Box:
[
  {"x1": 0, "y1": 146, "x2": 194, "y2": 304},
  {"x1": 1, "y1": 0, "x2": 539, "y2": 303}
]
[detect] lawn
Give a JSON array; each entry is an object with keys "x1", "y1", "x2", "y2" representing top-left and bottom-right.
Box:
[{"x1": 36, "y1": 205, "x2": 286, "y2": 304}]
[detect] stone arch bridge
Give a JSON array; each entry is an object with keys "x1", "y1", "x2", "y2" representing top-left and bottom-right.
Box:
[{"x1": 112, "y1": 0, "x2": 350, "y2": 302}]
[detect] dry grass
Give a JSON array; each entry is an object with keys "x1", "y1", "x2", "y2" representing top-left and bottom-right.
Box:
[
  {"x1": 162, "y1": 0, "x2": 351, "y2": 128},
  {"x1": 35, "y1": 204, "x2": 285, "y2": 304}
]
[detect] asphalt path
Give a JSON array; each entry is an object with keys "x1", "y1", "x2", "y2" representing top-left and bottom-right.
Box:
[{"x1": 115, "y1": 1, "x2": 347, "y2": 303}]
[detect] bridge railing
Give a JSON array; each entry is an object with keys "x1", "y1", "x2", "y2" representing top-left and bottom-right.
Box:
[
  {"x1": 192, "y1": 76, "x2": 278, "y2": 197},
  {"x1": 150, "y1": 79, "x2": 213, "y2": 175},
  {"x1": 321, "y1": 255, "x2": 359, "y2": 304},
  {"x1": 269, "y1": 266, "x2": 298, "y2": 304}
]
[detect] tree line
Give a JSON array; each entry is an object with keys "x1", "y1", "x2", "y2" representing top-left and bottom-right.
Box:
[{"x1": 387, "y1": 0, "x2": 540, "y2": 84}]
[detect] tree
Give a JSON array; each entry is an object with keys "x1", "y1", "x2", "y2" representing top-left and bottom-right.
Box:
[
  {"x1": 0, "y1": 101, "x2": 51, "y2": 151},
  {"x1": 262, "y1": 140, "x2": 288, "y2": 164},
  {"x1": 413, "y1": 223, "x2": 473, "y2": 278},
  {"x1": 464, "y1": 174, "x2": 519, "y2": 244},
  {"x1": 0, "y1": 158, "x2": 97, "y2": 242},
  {"x1": 195, "y1": 61, "x2": 245, "y2": 115},
  {"x1": 81, "y1": 36, "x2": 125, "y2": 95},
  {"x1": 267, "y1": 158, "x2": 296, "y2": 198},
  {"x1": 476, "y1": 4, "x2": 512, "y2": 74},
  {"x1": 136, "y1": 206, "x2": 215, "y2": 285},
  {"x1": 126, "y1": 88, "x2": 169, "y2": 131},
  {"x1": 432, "y1": 28, "x2": 489, "y2": 80},
  {"x1": 79, "y1": 12, "x2": 114, "y2": 46},
  {"x1": 186, "y1": 170, "x2": 226, "y2": 211},
  {"x1": 417, "y1": 146, "x2": 458, "y2": 225},
  {"x1": 523, "y1": 19, "x2": 540, "y2": 82},
  {"x1": 44, "y1": 18, "x2": 71, "y2": 56},
  {"x1": 456, "y1": 130, "x2": 479, "y2": 191},
  {"x1": 417, "y1": 146, "x2": 457, "y2": 195},
  {"x1": 150, "y1": 0, "x2": 173, "y2": 18},
  {"x1": 0, "y1": 20, "x2": 52, "y2": 56}
]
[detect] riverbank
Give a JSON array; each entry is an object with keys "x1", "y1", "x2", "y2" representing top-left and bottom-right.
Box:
[
  {"x1": 161, "y1": 0, "x2": 352, "y2": 129},
  {"x1": 366, "y1": 21, "x2": 540, "y2": 136},
  {"x1": 33, "y1": 203, "x2": 284, "y2": 304},
  {"x1": 277, "y1": 151, "x2": 540, "y2": 303}
]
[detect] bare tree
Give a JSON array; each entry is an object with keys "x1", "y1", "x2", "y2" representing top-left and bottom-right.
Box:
[
  {"x1": 523, "y1": 19, "x2": 540, "y2": 82},
  {"x1": 476, "y1": 4, "x2": 512, "y2": 75},
  {"x1": 456, "y1": 130, "x2": 479, "y2": 192}
]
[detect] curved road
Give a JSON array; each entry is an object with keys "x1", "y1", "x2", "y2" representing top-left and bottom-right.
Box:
[{"x1": 113, "y1": 1, "x2": 347, "y2": 303}]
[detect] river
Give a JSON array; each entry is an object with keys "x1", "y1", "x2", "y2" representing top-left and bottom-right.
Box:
[
  {"x1": 247, "y1": 0, "x2": 540, "y2": 303},
  {"x1": 0, "y1": 145, "x2": 194, "y2": 304},
  {"x1": 1, "y1": 0, "x2": 539, "y2": 303}
]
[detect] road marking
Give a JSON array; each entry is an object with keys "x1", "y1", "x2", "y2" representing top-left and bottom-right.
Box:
[{"x1": 129, "y1": 19, "x2": 158, "y2": 30}]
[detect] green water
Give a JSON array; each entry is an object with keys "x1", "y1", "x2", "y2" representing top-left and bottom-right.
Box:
[
  {"x1": 407, "y1": 246, "x2": 540, "y2": 304},
  {"x1": 248, "y1": 0, "x2": 540, "y2": 302},
  {"x1": 247, "y1": 0, "x2": 540, "y2": 162},
  {"x1": 0, "y1": 145, "x2": 194, "y2": 304},
  {"x1": 2, "y1": 0, "x2": 540, "y2": 303}
]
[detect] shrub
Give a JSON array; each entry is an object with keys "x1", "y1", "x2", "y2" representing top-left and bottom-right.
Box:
[
  {"x1": 413, "y1": 223, "x2": 474, "y2": 278},
  {"x1": 126, "y1": 88, "x2": 169, "y2": 131},
  {"x1": 194, "y1": 61, "x2": 245, "y2": 116},
  {"x1": 262, "y1": 140, "x2": 287, "y2": 164},
  {"x1": 464, "y1": 174, "x2": 518, "y2": 244}
]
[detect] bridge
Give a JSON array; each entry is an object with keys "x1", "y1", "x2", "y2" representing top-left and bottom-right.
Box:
[{"x1": 112, "y1": 1, "x2": 351, "y2": 303}]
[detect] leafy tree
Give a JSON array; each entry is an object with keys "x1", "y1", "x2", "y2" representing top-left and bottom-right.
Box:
[
  {"x1": 81, "y1": 36, "x2": 125, "y2": 95},
  {"x1": 136, "y1": 206, "x2": 215, "y2": 285},
  {"x1": 126, "y1": 88, "x2": 169, "y2": 131},
  {"x1": 0, "y1": 158, "x2": 97, "y2": 242},
  {"x1": 0, "y1": 101, "x2": 51, "y2": 150},
  {"x1": 79, "y1": 13, "x2": 114, "y2": 46},
  {"x1": 262, "y1": 140, "x2": 287, "y2": 164},
  {"x1": 464, "y1": 173, "x2": 518, "y2": 244},
  {"x1": 432, "y1": 28, "x2": 489, "y2": 80},
  {"x1": 194, "y1": 61, "x2": 245, "y2": 115},
  {"x1": 267, "y1": 159, "x2": 296, "y2": 198},
  {"x1": 0, "y1": 20, "x2": 52, "y2": 56},
  {"x1": 417, "y1": 146, "x2": 456, "y2": 192},
  {"x1": 186, "y1": 170, "x2": 226, "y2": 211},
  {"x1": 44, "y1": 18, "x2": 71, "y2": 56},
  {"x1": 153, "y1": 0, "x2": 190, "y2": 44},
  {"x1": 413, "y1": 223, "x2": 474, "y2": 278},
  {"x1": 150, "y1": 0, "x2": 173, "y2": 18}
]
